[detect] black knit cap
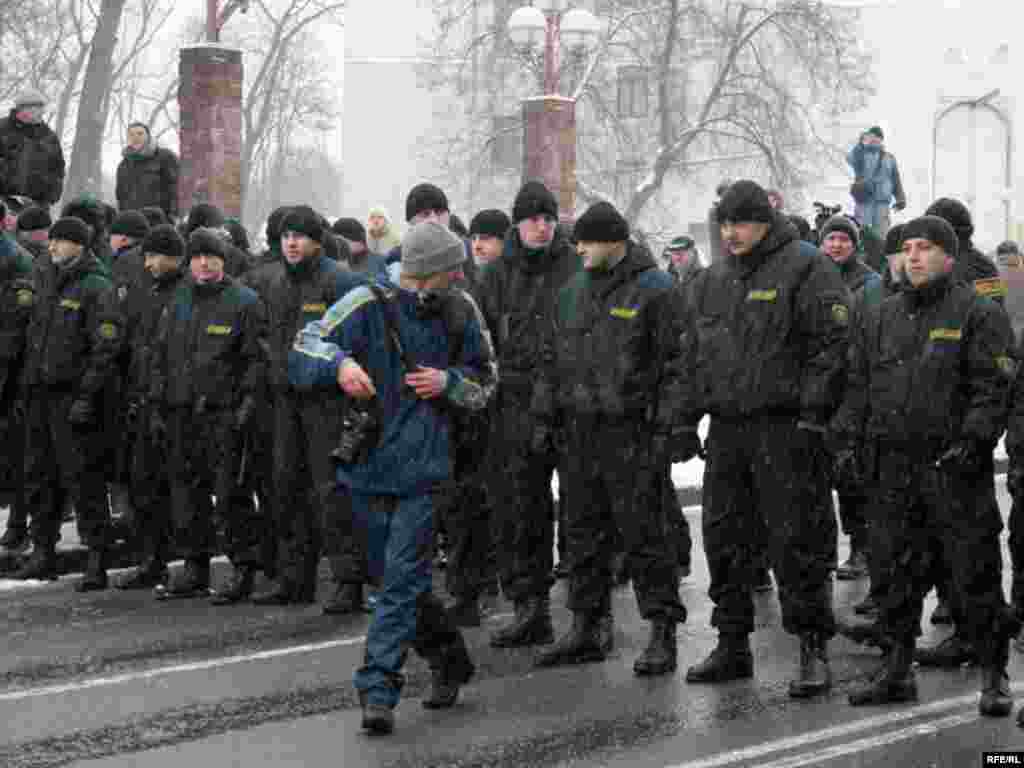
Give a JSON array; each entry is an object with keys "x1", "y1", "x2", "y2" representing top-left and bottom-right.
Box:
[
  {"x1": 924, "y1": 197, "x2": 974, "y2": 240},
  {"x1": 715, "y1": 180, "x2": 775, "y2": 224},
  {"x1": 280, "y1": 205, "x2": 324, "y2": 242},
  {"x1": 186, "y1": 203, "x2": 225, "y2": 235},
  {"x1": 140, "y1": 206, "x2": 169, "y2": 228},
  {"x1": 49, "y1": 216, "x2": 92, "y2": 247},
  {"x1": 224, "y1": 219, "x2": 250, "y2": 252},
  {"x1": 901, "y1": 215, "x2": 959, "y2": 260},
  {"x1": 332, "y1": 217, "x2": 367, "y2": 244},
  {"x1": 110, "y1": 210, "x2": 151, "y2": 240},
  {"x1": 405, "y1": 183, "x2": 449, "y2": 222},
  {"x1": 469, "y1": 209, "x2": 511, "y2": 240},
  {"x1": 188, "y1": 226, "x2": 229, "y2": 260},
  {"x1": 573, "y1": 201, "x2": 630, "y2": 243},
  {"x1": 61, "y1": 196, "x2": 107, "y2": 239},
  {"x1": 142, "y1": 224, "x2": 186, "y2": 261},
  {"x1": 819, "y1": 215, "x2": 860, "y2": 248},
  {"x1": 512, "y1": 181, "x2": 558, "y2": 224},
  {"x1": 266, "y1": 206, "x2": 292, "y2": 245},
  {"x1": 884, "y1": 223, "x2": 906, "y2": 254},
  {"x1": 16, "y1": 206, "x2": 52, "y2": 232}
]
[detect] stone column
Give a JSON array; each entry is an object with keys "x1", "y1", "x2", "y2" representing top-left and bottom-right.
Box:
[
  {"x1": 522, "y1": 95, "x2": 577, "y2": 223},
  {"x1": 178, "y1": 45, "x2": 244, "y2": 219}
]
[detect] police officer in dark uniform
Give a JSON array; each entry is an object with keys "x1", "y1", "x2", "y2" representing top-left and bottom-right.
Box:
[
  {"x1": 833, "y1": 215, "x2": 1017, "y2": 716},
  {"x1": 148, "y1": 228, "x2": 267, "y2": 598},
  {"x1": 248, "y1": 206, "x2": 368, "y2": 608},
  {"x1": 0, "y1": 232, "x2": 34, "y2": 553},
  {"x1": 476, "y1": 181, "x2": 582, "y2": 649},
  {"x1": 678, "y1": 181, "x2": 848, "y2": 698},
  {"x1": 15, "y1": 216, "x2": 122, "y2": 588},
  {"x1": 116, "y1": 225, "x2": 187, "y2": 589},
  {"x1": 531, "y1": 202, "x2": 690, "y2": 674}
]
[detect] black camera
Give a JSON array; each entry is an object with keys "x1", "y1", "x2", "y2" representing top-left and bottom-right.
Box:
[{"x1": 332, "y1": 399, "x2": 380, "y2": 465}]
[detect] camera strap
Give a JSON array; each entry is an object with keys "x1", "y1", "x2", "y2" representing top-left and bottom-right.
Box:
[{"x1": 368, "y1": 283, "x2": 419, "y2": 375}]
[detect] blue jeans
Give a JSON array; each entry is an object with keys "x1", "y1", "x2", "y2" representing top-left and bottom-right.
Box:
[{"x1": 353, "y1": 492, "x2": 434, "y2": 709}]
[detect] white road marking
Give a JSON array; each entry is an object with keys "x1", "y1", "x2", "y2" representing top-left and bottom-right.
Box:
[{"x1": 667, "y1": 684, "x2": 1024, "y2": 768}]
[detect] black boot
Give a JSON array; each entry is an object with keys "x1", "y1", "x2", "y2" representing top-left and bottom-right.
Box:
[
  {"x1": 849, "y1": 639, "x2": 917, "y2": 705},
  {"x1": 13, "y1": 548, "x2": 58, "y2": 580},
  {"x1": 633, "y1": 618, "x2": 677, "y2": 676},
  {"x1": 836, "y1": 616, "x2": 889, "y2": 651},
  {"x1": 979, "y1": 631, "x2": 1013, "y2": 717},
  {"x1": 0, "y1": 526, "x2": 28, "y2": 553},
  {"x1": 447, "y1": 594, "x2": 481, "y2": 627},
  {"x1": 685, "y1": 633, "x2": 753, "y2": 683},
  {"x1": 158, "y1": 558, "x2": 210, "y2": 599},
  {"x1": 211, "y1": 565, "x2": 255, "y2": 605},
  {"x1": 535, "y1": 611, "x2": 606, "y2": 668},
  {"x1": 76, "y1": 548, "x2": 108, "y2": 592},
  {"x1": 323, "y1": 582, "x2": 366, "y2": 615},
  {"x1": 789, "y1": 632, "x2": 832, "y2": 698},
  {"x1": 423, "y1": 632, "x2": 476, "y2": 709},
  {"x1": 252, "y1": 580, "x2": 298, "y2": 605},
  {"x1": 359, "y1": 691, "x2": 395, "y2": 735},
  {"x1": 118, "y1": 559, "x2": 168, "y2": 590},
  {"x1": 490, "y1": 595, "x2": 554, "y2": 648},
  {"x1": 914, "y1": 631, "x2": 977, "y2": 667}
]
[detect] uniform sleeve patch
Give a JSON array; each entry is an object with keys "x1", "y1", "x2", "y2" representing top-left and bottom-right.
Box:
[
  {"x1": 831, "y1": 304, "x2": 849, "y2": 326},
  {"x1": 610, "y1": 306, "x2": 638, "y2": 319},
  {"x1": 974, "y1": 277, "x2": 1008, "y2": 298},
  {"x1": 302, "y1": 302, "x2": 328, "y2": 314},
  {"x1": 747, "y1": 289, "x2": 777, "y2": 302},
  {"x1": 206, "y1": 324, "x2": 233, "y2": 336},
  {"x1": 16, "y1": 289, "x2": 33, "y2": 307},
  {"x1": 98, "y1": 321, "x2": 119, "y2": 340},
  {"x1": 997, "y1": 355, "x2": 1017, "y2": 376},
  {"x1": 60, "y1": 298, "x2": 81, "y2": 311},
  {"x1": 929, "y1": 328, "x2": 962, "y2": 341}
]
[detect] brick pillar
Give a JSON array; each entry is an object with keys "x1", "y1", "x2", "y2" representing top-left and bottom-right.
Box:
[
  {"x1": 522, "y1": 96, "x2": 577, "y2": 223},
  {"x1": 178, "y1": 45, "x2": 244, "y2": 219}
]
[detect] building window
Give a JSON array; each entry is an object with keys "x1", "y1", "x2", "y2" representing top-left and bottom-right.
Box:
[
  {"x1": 617, "y1": 65, "x2": 649, "y2": 119},
  {"x1": 491, "y1": 114, "x2": 522, "y2": 171}
]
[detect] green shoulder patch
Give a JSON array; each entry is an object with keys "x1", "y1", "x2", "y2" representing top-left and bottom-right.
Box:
[
  {"x1": 206, "y1": 324, "x2": 233, "y2": 336},
  {"x1": 831, "y1": 304, "x2": 849, "y2": 326},
  {"x1": 16, "y1": 288, "x2": 33, "y2": 307},
  {"x1": 747, "y1": 289, "x2": 777, "y2": 302},
  {"x1": 302, "y1": 302, "x2": 328, "y2": 314},
  {"x1": 60, "y1": 298, "x2": 81, "y2": 311},
  {"x1": 929, "y1": 328, "x2": 962, "y2": 341},
  {"x1": 98, "y1": 321, "x2": 119, "y2": 340},
  {"x1": 997, "y1": 355, "x2": 1017, "y2": 376},
  {"x1": 974, "y1": 277, "x2": 1008, "y2": 299},
  {"x1": 610, "y1": 307, "x2": 638, "y2": 319}
]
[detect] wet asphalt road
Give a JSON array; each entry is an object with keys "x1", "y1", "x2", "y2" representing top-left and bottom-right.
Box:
[{"x1": 2, "y1": 485, "x2": 1024, "y2": 767}]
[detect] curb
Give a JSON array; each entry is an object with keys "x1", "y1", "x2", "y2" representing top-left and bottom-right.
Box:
[{"x1": 0, "y1": 457, "x2": 1011, "y2": 579}]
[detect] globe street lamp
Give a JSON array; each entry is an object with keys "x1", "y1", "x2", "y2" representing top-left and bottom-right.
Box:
[{"x1": 508, "y1": 2, "x2": 600, "y2": 221}]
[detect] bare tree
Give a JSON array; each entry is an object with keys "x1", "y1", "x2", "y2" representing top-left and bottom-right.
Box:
[{"x1": 422, "y1": 0, "x2": 874, "y2": 231}]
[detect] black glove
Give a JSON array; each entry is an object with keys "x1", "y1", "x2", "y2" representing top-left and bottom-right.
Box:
[
  {"x1": 67, "y1": 398, "x2": 96, "y2": 428},
  {"x1": 234, "y1": 395, "x2": 257, "y2": 432},
  {"x1": 531, "y1": 422, "x2": 554, "y2": 455},
  {"x1": 935, "y1": 440, "x2": 989, "y2": 477},
  {"x1": 125, "y1": 398, "x2": 143, "y2": 424},
  {"x1": 832, "y1": 447, "x2": 862, "y2": 490},
  {"x1": 149, "y1": 409, "x2": 168, "y2": 442}
]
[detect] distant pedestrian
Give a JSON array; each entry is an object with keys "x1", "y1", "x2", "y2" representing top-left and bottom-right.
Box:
[
  {"x1": 847, "y1": 126, "x2": 906, "y2": 239},
  {"x1": 0, "y1": 92, "x2": 65, "y2": 208},
  {"x1": 366, "y1": 207, "x2": 401, "y2": 257},
  {"x1": 115, "y1": 122, "x2": 180, "y2": 220}
]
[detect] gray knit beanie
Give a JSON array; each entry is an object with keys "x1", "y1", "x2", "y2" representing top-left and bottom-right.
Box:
[{"x1": 401, "y1": 221, "x2": 465, "y2": 277}]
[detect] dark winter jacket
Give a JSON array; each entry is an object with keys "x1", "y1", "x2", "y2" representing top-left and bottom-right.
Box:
[
  {"x1": 241, "y1": 247, "x2": 285, "y2": 299},
  {"x1": 120, "y1": 268, "x2": 185, "y2": 400},
  {"x1": 954, "y1": 242, "x2": 1005, "y2": 306},
  {"x1": 533, "y1": 242, "x2": 683, "y2": 428},
  {"x1": 0, "y1": 236, "x2": 35, "y2": 405},
  {"x1": 260, "y1": 253, "x2": 366, "y2": 397},
  {"x1": 677, "y1": 213, "x2": 850, "y2": 425},
  {"x1": 149, "y1": 276, "x2": 267, "y2": 409},
  {"x1": 832, "y1": 274, "x2": 1012, "y2": 449},
  {"x1": 475, "y1": 228, "x2": 582, "y2": 401},
  {"x1": 115, "y1": 146, "x2": 180, "y2": 219},
  {"x1": 836, "y1": 257, "x2": 879, "y2": 295},
  {"x1": 289, "y1": 274, "x2": 498, "y2": 496},
  {"x1": 21, "y1": 253, "x2": 123, "y2": 401},
  {"x1": 0, "y1": 112, "x2": 65, "y2": 204},
  {"x1": 110, "y1": 244, "x2": 147, "y2": 300}
]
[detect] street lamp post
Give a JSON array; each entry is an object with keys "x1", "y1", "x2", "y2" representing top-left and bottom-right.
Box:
[{"x1": 508, "y1": 1, "x2": 599, "y2": 223}]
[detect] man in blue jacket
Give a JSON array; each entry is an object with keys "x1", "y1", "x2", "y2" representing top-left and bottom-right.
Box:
[{"x1": 289, "y1": 221, "x2": 498, "y2": 735}]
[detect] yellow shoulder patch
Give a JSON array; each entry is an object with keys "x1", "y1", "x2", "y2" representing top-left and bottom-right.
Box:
[
  {"x1": 60, "y1": 298, "x2": 81, "y2": 311},
  {"x1": 16, "y1": 289, "x2": 33, "y2": 307},
  {"x1": 974, "y1": 277, "x2": 1008, "y2": 298},
  {"x1": 206, "y1": 324, "x2": 233, "y2": 336},
  {"x1": 610, "y1": 307, "x2": 638, "y2": 319},
  {"x1": 831, "y1": 304, "x2": 849, "y2": 326},
  {"x1": 747, "y1": 289, "x2": 777, "y2": 302},
  {"x1": 98, "y1": 321, "x2": 119, "y2": 340},
  {"x1": 302, "y1": 302, "x2": 328, "y2": 314},
  {"x1": 996, "y1": 355, "x2": 1017, "y2": 376},
  {"x1": 929, "y1": 328, "x2": 962, "y2": 341}
]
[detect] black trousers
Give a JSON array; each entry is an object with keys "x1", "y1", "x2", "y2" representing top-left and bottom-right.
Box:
[
  {"x1": 23, "y1": 391, "x2": 110, "y2": 550},
  {"x1": 129, "y1": 403, "x2": 172, "y2": 566}
]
